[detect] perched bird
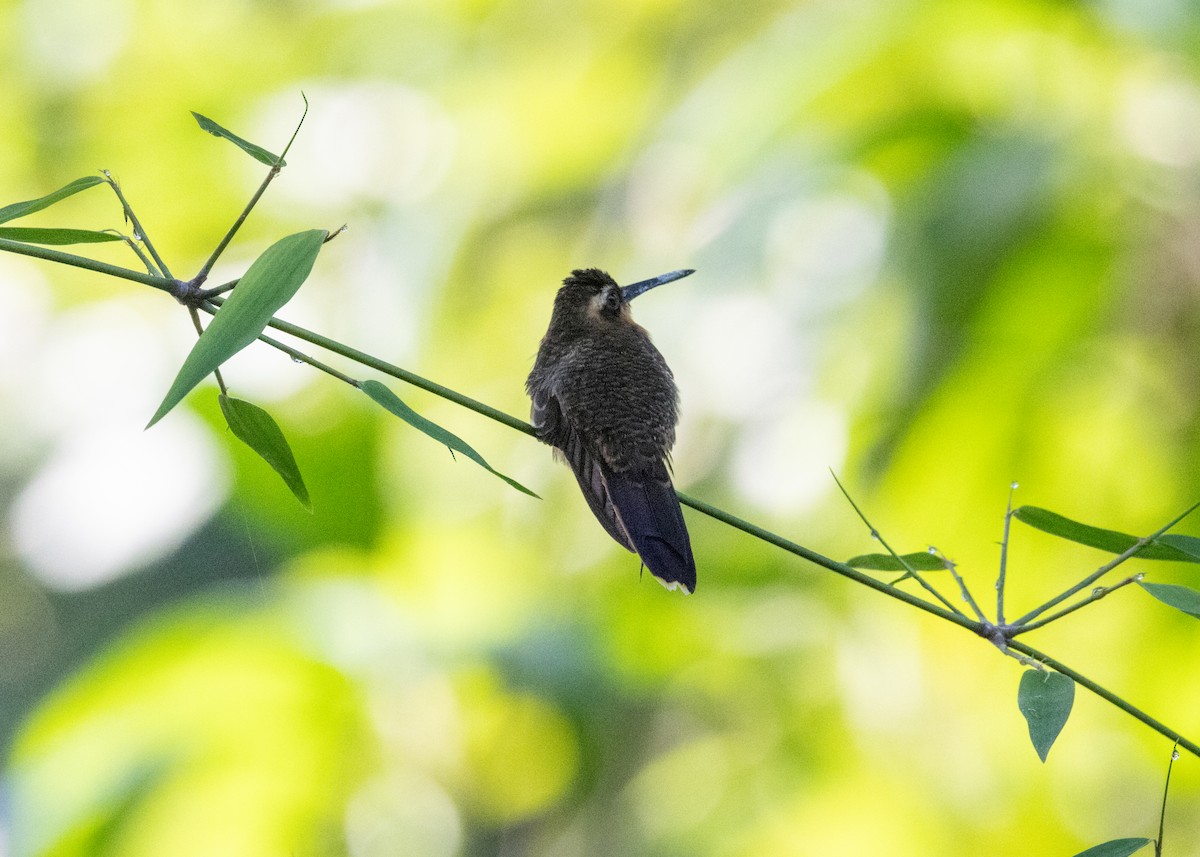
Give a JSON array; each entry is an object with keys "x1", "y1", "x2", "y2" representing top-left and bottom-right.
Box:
[{"x1": 526, "y1": 267, "x2": 697, "y2": 593}]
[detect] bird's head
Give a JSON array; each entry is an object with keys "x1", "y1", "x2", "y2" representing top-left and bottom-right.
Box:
[{"x1": 549, "y1": 267, "x2": 694, "y2": 334}]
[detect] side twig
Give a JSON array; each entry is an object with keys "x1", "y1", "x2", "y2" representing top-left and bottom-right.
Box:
[
  {"x1": 192, "y1": 96, "x2": 309, "y2": 286},
  {"x1": 103, "y1": 171, "x2": 172, "y2": 278},
  {"x1": 1012, "y1": 501, "x2": 1200, "y2": 626},
  {"x1": 1011, "y1": 575, "x2": 1143, "y2": 636},
  {"x1": 1156, "y1": 743, "x2": 1180, "y2": 857},
  {"x1": 830, "y1": 471, "x2": 966, "y2": 618},
  {"x1": 187, "y1": 308, "x2": 227, "y2": 395},
  {"x1": 996, "y1": 481, "x2": 1017, "y2": 624},
  {"x1": 943, "y1": 552, "x2": 989, "y2": 622}
]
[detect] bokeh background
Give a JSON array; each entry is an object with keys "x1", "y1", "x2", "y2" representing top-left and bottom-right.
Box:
[{"x1": 1, "y1": 0, "x2": 1199, "y2": 854}]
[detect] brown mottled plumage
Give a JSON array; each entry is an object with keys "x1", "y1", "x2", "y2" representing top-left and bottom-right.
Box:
[{"x1": 526, "y1": 268, "x2": 697, "y2": 593}]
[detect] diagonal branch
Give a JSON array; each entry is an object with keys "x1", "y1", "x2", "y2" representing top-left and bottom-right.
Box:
[
  {"x1": 3, "y1": 224, "x2": 1197, "y2": 762},
  {"x1": 226, "y1": 307, "x2": 1200, "y2": 759},
  {"x1": 0, "y1": 238, "x2": 177, "y2": 291}
]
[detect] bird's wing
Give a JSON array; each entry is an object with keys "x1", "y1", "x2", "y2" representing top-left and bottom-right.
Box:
[
  {"x1": 602, "y1": 461, "x2": 697, "y2": 593},
  {"x1": 530, "y1": 384, "x2": 637, "y2": 553}
]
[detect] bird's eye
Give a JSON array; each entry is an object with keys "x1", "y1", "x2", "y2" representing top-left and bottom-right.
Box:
[{"x1": 603, "y1": 287, "x2": 621, "y2": 312}]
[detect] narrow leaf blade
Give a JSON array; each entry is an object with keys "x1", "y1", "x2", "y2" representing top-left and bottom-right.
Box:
[
  {"x1": 0, "y1": 227, "x2": 122, "y2": 245},
  {"x1": 0, "y1": 175, "x2": 106, "y2": 224},
  {"x1": 148, "y1": 229, "x2": 326, "y2": 427},
  {"x1": 219, "y1": 394, "x2": 311, "y2": 511},
  {"x1": 1159, "y1": 533, "x2": 1200, "y2": 561},
  {"x1": 1017, "y1": 670, "x2": 1075, "y2": 762},
  {"x1": 192, "y1": 112, "x2": 284, "y2": 166},
  {"x1": 361, "y1": 380, "x2": 538, "y2": 498},
  {"x1": 846, "y1": 552, "x2": 949, "y2": 571},
  {"x1": 1072, "y1": 838, "x2": 1153, "y2": 857},
  {"x1": 1139, "y1": 581, "x2": 1200, "y2": 619},
  {"x1": 1012, "y1": 506, "x2": 1198, "y2": 562}
]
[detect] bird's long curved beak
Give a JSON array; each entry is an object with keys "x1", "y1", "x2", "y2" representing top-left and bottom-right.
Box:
[{"x1": 621, "y1": 268, "x2": 695, "y2": 302}]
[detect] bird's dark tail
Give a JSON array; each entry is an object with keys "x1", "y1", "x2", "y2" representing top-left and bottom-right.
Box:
[{"x1": 604, "y1": 468, "x2": 697, "y2": 593}]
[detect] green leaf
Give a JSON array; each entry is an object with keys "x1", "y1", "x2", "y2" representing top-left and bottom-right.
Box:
[
  {"x1": 192, "y1": 111, "x2": 285, "y2": 166},
  {"x1": 1159, "y1": 533, "x2": 1200, "y2": 561},
  {"x1": 1012, "y1": 506, "x2": 1199, "y2": 563},
  {"x1": 219, "y1": 394, "x2": 311, "y2": 511},
  {"x1": 148, "y1": 229, "x2": 326, "y2": 427},
  {"x1": 847, "y1": 551, "x2": 949, "y2": 571},
  {"x1": 1017, "y1": 670, "x2": 1074, "y2": 762},
  {"x1": 1139, "y1": 582, "x2": 1200, "y2": 620},
  {"x1": 0, "y1": 227, "x2": 122, "y2": 245},
  {"x1": 360, "y1": 380, "x2": 539, "y2": 498},
  {"x1": 0, "y1": 175, "x2": 106, "y2": 224},
  {"x1": 1071, "y1": 838, "x2": 1153, "y2": 857}
]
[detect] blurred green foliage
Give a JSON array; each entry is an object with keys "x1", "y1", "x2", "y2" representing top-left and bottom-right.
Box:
[{"x1": 2, "y1": 0, "x2": 1200, "y2": 854}]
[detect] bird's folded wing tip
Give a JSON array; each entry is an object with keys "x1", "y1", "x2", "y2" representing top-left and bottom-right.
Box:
[{"x1": 652, "y1": 575, "x2": 696, "y2": 595}]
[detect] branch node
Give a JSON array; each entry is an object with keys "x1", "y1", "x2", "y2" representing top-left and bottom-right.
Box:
[
  {"x1": 977, "y1": 622, "x2": 1013, "y2": 649},
  {"x1": 170, "y1": 278, "x2": 207, "y2": 308}
]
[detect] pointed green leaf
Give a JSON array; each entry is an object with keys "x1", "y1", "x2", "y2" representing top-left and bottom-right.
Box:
[
  {"x1": 0, "y1": 175, "x2": 106, "y2": 224},
  {"x1": 847, "y1": 551, "x2": 949, "y2": 571},
  {"x1": 0, "y1": 227, "x2": 122, "y2": 245},
  {"x1": 1139, "y1": 582, "x2": 1200, "y2": 619},
  {"x1": 1012, "y1": 506, "x2": 1199, "y2": 563},
  {"x1": 361, "y1": 379, "x2": 539, "y2": 498},
  {"x1": 1072, "y1": 838, "x2": 1153, "y2": 857},
  {"x1": 148, "y1": 229, "x2": 326, "y2": 427},
  {"x1": 192, "y1": 111, "x2": 284, "y2": 166},
  {"x1": 219, "y1": 394, "x2": 311, "y2": 511},
  {"x1": 1017, "y1": 670, "x2": 1074, "y2": 762},
  {"x1": 1159, "y1": 533, "x2": 1200, "y2": 561}
]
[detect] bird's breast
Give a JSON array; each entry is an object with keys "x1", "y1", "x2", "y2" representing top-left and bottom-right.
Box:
[{"x1": 551, "y1": 333, "x2": 679, "y2": 472}]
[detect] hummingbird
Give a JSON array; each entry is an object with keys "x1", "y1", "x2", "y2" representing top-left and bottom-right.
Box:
[{"x1": 526, "y1": 267, "x2": 697, "y2": 593}]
